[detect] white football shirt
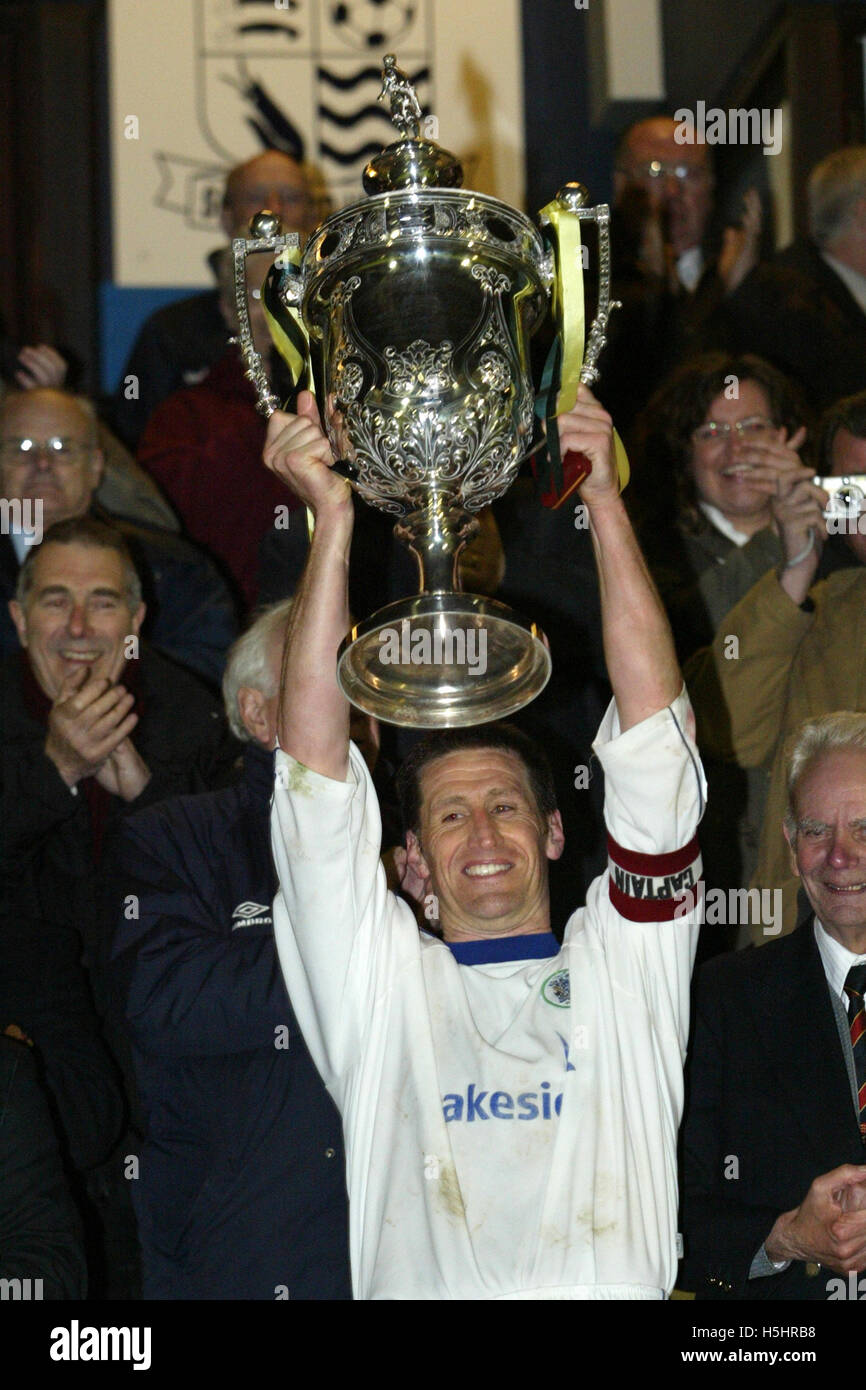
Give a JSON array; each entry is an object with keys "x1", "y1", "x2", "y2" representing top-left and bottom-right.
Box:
[{"x1": 271, "y1": 689, "x2": 705, "y2": 1299}]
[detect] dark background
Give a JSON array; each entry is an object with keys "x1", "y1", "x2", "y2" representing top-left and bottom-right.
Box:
[{"x1": 3, "y1": 0, "x2": 866, "y2": 395}]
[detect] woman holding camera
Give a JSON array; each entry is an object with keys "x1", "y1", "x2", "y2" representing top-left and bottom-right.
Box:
[
  {"x1": 632, "y1": 354, "x2": 816, "y2": 947},
  {"x1": 633, "y1": 352, "x2": 814, "y2": 663}
]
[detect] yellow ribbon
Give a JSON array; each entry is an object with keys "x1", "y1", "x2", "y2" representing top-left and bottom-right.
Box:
[
  {"x1": 539, "y1": 199, "x2": 629, "y2": 494},
  {"x1": 260, "y1": 244, "x2": 317, "y2": 539},
  {"x1": 261, "y1": 243, "x2": 314, "y2": 399}
]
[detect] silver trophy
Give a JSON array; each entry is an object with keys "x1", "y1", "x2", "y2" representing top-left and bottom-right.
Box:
[{"x1": 234, "y1": 55, "x2": 618, "y2": 728}]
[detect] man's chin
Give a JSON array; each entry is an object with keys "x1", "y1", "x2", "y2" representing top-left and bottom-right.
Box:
[
  {"x1": 451, "y1": 893, "x2": 526, "y2": 933},
  {"x1": 813, "y1": 884, "x2": 866, "y2": 929}
]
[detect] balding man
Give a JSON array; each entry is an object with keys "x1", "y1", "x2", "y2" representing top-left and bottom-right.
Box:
[
  {"x1": 710, "y1": 146, "x2": 866, "y2": 411},
  {"x1": 113, "y1": 151, "x2": 318, "y2": 448},
  {"x1": 614, "y1": 116, "x2": 716, "y2": 294},
  {"x1": 0, "y1": 388, "x2": 237, "y2": 682},
  {"x1": 602, "y1": 116, "x2": 761, "y2": 437},
  {"x1": 136, "y1": 250, "x2": 304, "y2": 611}
]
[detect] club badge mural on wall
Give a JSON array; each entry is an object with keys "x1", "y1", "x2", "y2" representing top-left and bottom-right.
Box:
[
  {"x1": 110, "y1": 0, "x2": 523, "y2": 287},
  {"x1": 154, "y1": 0, "x2": 431, "y2": 235}
]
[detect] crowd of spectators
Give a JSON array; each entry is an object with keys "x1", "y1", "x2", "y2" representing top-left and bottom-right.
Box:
[{"x1": 3, "y1": 122, "x2": 866, "y2": 1302}]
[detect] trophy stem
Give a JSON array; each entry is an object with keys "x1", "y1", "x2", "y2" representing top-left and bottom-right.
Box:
[
  {"x1": 335, "y1": 496, "x2": 551, "y2": 728},
  {"x1": 395, "y1": 498, "x2": 479, "y2": 594}
]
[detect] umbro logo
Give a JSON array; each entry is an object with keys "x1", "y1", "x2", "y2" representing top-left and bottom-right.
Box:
[{"x1": 231, "y1": 901, "x2": 272, "y2": 929}]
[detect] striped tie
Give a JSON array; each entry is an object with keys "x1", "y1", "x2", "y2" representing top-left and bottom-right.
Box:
[{"x1": 844, "y1": 964, "x2": 866, "y2": 1145}]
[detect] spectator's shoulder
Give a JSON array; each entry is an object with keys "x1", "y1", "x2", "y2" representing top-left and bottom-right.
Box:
[
  {"x1": 109, "y1": 515, "x2": 205, "y2": 565},
  {"x1": 140, "y1": 289, "x2": 223, "y2": 340},
  {"x1": 139, "y1": 642, "x2": 222, "y2": 711},
  {"x1": 696, "y1": 927, "x2": 804, "y2": 999},
  {"x1": 122, "y1": 773, "x2": 238, "y2": 859},
  {"x1": 106, "y1": 514, "x2": 231, "y2": 592}
]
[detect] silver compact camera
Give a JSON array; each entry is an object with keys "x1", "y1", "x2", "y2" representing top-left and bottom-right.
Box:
[{"x1": 815, "y1": 475, "x2": 866, "y2": 523}]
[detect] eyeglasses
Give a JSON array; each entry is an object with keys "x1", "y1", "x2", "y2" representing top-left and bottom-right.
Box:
[
  {"x1": 621, "y1": 160, "x2": 708, "y2": 185},
  {"x1": 0, "y1": 437, "x2": 91, "y2": 465},
  {"x1": 691, "y1": 416, "x2": 777, "y2": 446}
]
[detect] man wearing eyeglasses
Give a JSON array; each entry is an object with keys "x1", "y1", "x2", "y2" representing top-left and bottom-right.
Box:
[
  {"x1": 0, "y1": 389, "x2": 237, "y2": 683},
  {"x1": 601, "y1": 116, "x2": 762, "y2": 439},
  {"x1": 614, "y1": 117, "x2": 717, "y2": 296},
  {"x1": 112, "y1": 150, "x2": 318, "y2": 450}
]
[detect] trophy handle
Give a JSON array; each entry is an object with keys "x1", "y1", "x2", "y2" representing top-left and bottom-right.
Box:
[
  {"x1": 552, "y1": 184, "x2": 621, "y2": 387},
  {"x1": 231, "y1": 221, "x2": 301, "y2": 417}
]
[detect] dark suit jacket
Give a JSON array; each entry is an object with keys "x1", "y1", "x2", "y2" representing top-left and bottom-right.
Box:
[
  {"x1": 705, "y1": 239, "x2": 866, "y2": 412},
  {"x1": 680, "y1": 919, "x2": 865, "y2": 1299}
]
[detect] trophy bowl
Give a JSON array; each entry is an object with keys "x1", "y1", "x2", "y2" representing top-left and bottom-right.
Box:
[{"x1": 233, "y1": 56, "x2": 618, "y2": 728}]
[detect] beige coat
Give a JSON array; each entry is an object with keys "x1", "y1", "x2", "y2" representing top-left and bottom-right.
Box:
[{"x1": 684, "y1": 566, "x2": 866, "y2": 944}]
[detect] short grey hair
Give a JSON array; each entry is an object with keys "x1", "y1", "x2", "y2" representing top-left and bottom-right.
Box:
[
  {"x1": 222, "y1": 598, "x2": 294, "y2": 741},
  {"x1": 784, "y1": 711, "x2": 866, "y2": 840},
  {"x1": 808, "y1": 147, "x2": 866, "y2": 247},
  {"x1": 15, "y1": 516, "x2": 143, "y2": 611}
]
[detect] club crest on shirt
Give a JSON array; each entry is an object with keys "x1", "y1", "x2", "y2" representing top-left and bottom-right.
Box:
[{"x1": 541, "y1": 969, "x2": 570, "y2": 1008}]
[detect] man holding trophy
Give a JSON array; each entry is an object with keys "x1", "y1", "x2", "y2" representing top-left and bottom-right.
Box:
[{"x1": 245, "y1": 60, "x2": 706, "y2": 1299}]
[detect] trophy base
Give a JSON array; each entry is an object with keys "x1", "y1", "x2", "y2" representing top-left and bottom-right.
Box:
[{"x1": 336, "y1": 593, "x2": 551, "y2": 729}]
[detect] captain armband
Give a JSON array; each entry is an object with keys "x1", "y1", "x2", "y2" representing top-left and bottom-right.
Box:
[{"x1": 607, "y1": 834, "x2": 703, "y2": 922}]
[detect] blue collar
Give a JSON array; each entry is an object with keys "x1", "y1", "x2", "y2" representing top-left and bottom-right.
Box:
[{"x1": 446, "y1": 932, "x2": 560, "y2": 966}]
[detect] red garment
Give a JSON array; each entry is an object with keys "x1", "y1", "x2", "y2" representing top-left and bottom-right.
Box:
[{"x1": 137, "y1": 348, "x2": 301, "y2": 608}]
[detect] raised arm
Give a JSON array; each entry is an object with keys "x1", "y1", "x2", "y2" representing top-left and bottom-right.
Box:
[
  {"x1": 559, "y1": 386, "x2": 681, "y2": 730},
  {"x1": 263, "y1": 391, "x2": 353, "y2": 780}
]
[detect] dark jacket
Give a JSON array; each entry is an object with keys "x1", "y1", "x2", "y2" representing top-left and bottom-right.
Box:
[
  {"x1": 0, "y1": 912, "x2": 123, "y2": 1174},
  {"x1": 680, "y1": 920, "x2": 866, "y2": 1299},
  {"x1": 706, "y1": 239, "x2": 866, "y2": 412},
  {"x1": 0, "y1": 509, "x2": 238, "y2": 689},
  {"x1": 112, "y1": 742, "x2": 352, "y2": 1300},
  {"x1": 0, "y1": 1037, "x2": 87, "y2": 1299},
  {"x1": 0, "y1": 645, "x2": 240, "y2": 1003},
  {"x1": 111, "y1": 289, "x2": 229, "y2": 449}
]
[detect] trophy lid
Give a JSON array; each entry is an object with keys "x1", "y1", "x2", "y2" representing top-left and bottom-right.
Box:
[{"x1": 363, "y1": 54, "x2": 463, "y2": 195}]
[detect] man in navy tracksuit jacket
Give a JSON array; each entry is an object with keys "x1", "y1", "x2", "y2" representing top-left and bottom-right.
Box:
[{"x1": 111, "y1": 602, "x2": 351, "y2": 1299}]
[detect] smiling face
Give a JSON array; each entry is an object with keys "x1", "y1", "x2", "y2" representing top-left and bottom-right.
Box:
[
  {"x1": 405, "y1": 747, "x2": 564, "y2": 944},
  {"x1": 9, "y1": 541, "x2": 145, "y2": 699},
  {"x1": 785, "y1": 747, "x2": 866, "y2": 953},
  {"x1": 688, "y1": 379, "x2": 784, "y2": 533}
]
